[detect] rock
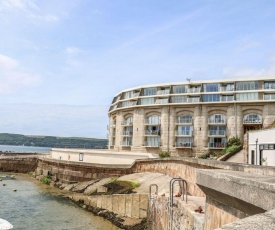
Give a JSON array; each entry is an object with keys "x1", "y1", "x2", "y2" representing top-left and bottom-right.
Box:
[
  {"x1": 71, "y1": 180, "x2": 98, "y2": 193},
  {"x1": 84, "y1": 178, "x2": 113, "y2": 195}
]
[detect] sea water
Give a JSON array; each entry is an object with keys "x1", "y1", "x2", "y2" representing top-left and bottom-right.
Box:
[
  {"x1": 0, "y1": 145, "x2": 51, "y2": 153},
  {"x1": 0, "y1": 174, "x2": 121, "y2": 230}
]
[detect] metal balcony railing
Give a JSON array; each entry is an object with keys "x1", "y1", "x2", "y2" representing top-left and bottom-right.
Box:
[
  {"x1": 157, "y1": 89, "x2": 170, "y2": 95},
  {"x1": 208, "y1": 143, "x2": 226, "y2": 148},
  {"x1": 175, "y1": 142, "x2": 192, "y2": 148},
  {"x1": 175, "y1": 130, "x2": 192, "y2": 136},
  {"x1": 121, "y1": 131, "x2": 133, "y2": 136},
  {"x1": 144, "y1": 142, "x2": 160, "y2": 147},
  {"x1": 145, "y1": 130, "x2": 161, "y2": 136},
  {"x1": 208, "y1": 130, "x2": 226, "y2": 136}
]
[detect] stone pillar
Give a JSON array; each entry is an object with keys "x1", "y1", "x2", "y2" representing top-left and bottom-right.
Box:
[
  {"x1": 263, "y1": 104, "x2": 275, "y2": 128},
  {"x1": 132, "y1": 108, "x2": 145, "y2": 149},
  {"x1": 115, "y1": 112, "x2": 123, "y2": 151},
  {"x1": 226, "y1": 105, "x2": 235, "y2": 139},
  {"x1": 161, "y1": 106, "x2": 169, "y2": 151},
  {"x1": 236, "y1": 105, "x2": 243, "y2": 143},
  {"x1": 169, "y1": 107, "x2": 176, "y2": 154}
]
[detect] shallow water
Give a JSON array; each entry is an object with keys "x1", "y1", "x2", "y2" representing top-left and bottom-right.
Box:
[
  {"x1": 0, "y1": 145, "x2": 50, "y2": 153},
  {"x1": 0, "y1": 174, "x2": 121, "y2": 230}
]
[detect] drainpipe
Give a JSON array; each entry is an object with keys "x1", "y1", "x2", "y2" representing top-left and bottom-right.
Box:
[{"x1": 167, "y1": 105, "x2": 170, "y2": 153}]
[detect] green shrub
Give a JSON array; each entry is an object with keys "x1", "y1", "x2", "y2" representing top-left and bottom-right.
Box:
[
  {"x1": 226, "y1": 145, "x2": 240, "y2": 154},
  {"x1": 227, "y1": 137, "x2": 241, "y2": 147},
  {"x1": 158, "y1": 151, "x2": 171, "y2": 158},
  {"x1": 41, "y1": 175, "x2": 51, "y2": 185},
  {"x1": 199, "y1": 151, "x2": 211, "y2": 159}
]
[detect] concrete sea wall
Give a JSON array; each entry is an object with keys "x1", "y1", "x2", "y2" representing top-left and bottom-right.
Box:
[{"x1": 0, "y1": 157, "x2": 38, "y2": 173}]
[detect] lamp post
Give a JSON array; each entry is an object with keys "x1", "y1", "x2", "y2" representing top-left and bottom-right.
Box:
[{"x1": 255, "y1": 138, "x2": 258, "y2": 165}]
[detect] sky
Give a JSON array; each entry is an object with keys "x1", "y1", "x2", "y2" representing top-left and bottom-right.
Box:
[{"x1": 0, "y1": 0, "x2": 275, "y2": 138}]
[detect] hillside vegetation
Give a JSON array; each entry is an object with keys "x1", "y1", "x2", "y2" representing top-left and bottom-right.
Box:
[{"x1": 0, "y1": 133, "x2": 108, "y2": 149}]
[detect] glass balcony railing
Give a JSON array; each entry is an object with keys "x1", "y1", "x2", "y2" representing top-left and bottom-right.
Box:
[
  {"x1": 144, "y1": 141, "x2": 160, "y2": 147},
  {"x1": 175, "y1": 130, "x2": 192, "y2": 136},
  {"x1": 243, "y1": 118, "x2": 262, "y2": 124},
  {"x1": 144, "y1": 119, "x2": 161, "y2": 125},
  {"x1": 187, "y1": 88, "x2": 201, "y2": 93},
  {"x1": 157, "y1": 89, "x2": 170, "y2": 95},
  {"x1": 208, "y1": 143, "x2": 226, "y2": 149},
  {"x1": 145, "y1": 130, "x2": 161, "y2": 136},
  {"x1": 121, "y1": 120, "x2": 133, "y2": 126},
  {"x1": 208, "y1": 130, "x2": 226, "y2": 136},
  {"x1": 176, "y1": 119, "x2": 193, "y2": 124},
  {"x1": 175, "y1": 142, "x2": 192, "y2": 148}
]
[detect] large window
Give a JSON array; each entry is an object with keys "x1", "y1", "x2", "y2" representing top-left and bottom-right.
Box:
[
  {"x1": 209, "y1": 126, "x2": 226, "y2": 136},
  {"x1": 177, "y1": 115, "x2": 192, "y2": 123},
  {"x1": 176, "y1": 137, "x2": 192, "y2": 147},
  {"x1": 140, "y1": 97, "x2": 154, "y2": 105},
  {"x1": 143, "y1": 87, "x2": 157, "y2": 96},
  {"x1": 209, "y1": 114, "x2": 226, "y2": 124},
  {"x1": 177, "y1": 126, "x2": 192, "y2": 136},
  {"x1": 173, "y1": 85, "x2": 188, "y2": 94},
  {"x1": 202, "y1": 94, "x2": 220, "y2": 102},
  {"x1": 236, "y1": 81, "x2": 258, "y2": 91},
  {"x1": 236, "y1": 93, "x2": 258, "y2": 101},
  {"x1": 145, "y1": 136, "x2": 160, "y2": 147},
  {"x1": 203, "y1": 83, "x2": 220, "y2": 92},
  {"x1": 264, "y1": 82, "x2": 275, "y2": 89}
]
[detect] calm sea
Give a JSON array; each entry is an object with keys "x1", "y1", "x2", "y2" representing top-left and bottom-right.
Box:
[
  {"x1": 0, "y1": 145, "x2": 51, "y2": 153},
  {"x1": 0, "y1": 174, "x2": 121, "y2": 230}
]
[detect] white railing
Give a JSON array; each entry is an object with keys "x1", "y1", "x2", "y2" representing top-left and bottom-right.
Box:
[
  {"x1": 176, "y1": 119, "x2": 192, "y2": 124},
  {"x1": 187, "y1": 88, "x2": 201, "y2": 93},
  {"x1": 209, "y1": 130, "x2": 226, "y2": 136},
  {"x1": 175, "y1": 142, "x2": 192, "y2": 148},
  {"x1": 144, "y1": 141, "x2": 160, "y2": 147},
  {"x1": 155, "y1": 99, "x2": 169, "y2": 104},
  {"x1": 175, "y1": 130, "x2": 192, "y2": 136},
  {"x1": 145, "y1": 130, "x2": 161, "y2": 136},
  {"x1": 208, "y1": 143, "x2": 226, "y2": 148}
]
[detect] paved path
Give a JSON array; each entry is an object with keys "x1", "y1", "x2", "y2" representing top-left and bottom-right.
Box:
[{"x1": 226, "y1": 149, "x2": 245, "y2": 163}]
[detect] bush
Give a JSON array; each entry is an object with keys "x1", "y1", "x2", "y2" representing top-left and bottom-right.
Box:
[
  {"x1": 225, "y1": 145, "x2": 240, "y2": 154},
  {"x1": 158, "y1": 151, "x2": 171, "y2": 158},
  {"x1": 227, "y1": 137, "x2": 241, "y2": 147},
  {"x1": 41, "y1": 175, "x2": 51, "y2": 185}
]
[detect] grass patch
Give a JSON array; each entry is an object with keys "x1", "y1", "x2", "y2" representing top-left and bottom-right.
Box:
[
  {"x1": 41, "y1": 175, "x2": 52, "y2": 185},
  {"x1": 158, "y1": 151, "x2": 171, "y2": 158}
]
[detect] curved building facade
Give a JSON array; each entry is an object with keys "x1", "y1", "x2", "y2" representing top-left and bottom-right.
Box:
[{"x1": 108, "y1": 78, "x2": 275, "y2": 156}]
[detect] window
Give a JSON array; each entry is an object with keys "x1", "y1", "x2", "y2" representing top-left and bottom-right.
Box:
[
  {"x1": 264, "y1": 94, "x2": 275, "y2": 100},
  {"x1": 171, "y1": 96, "x2": 187, "y2": 103},
  {"x1": 236, "y1": 93, "x2": 258, "y2": 101},
  {"x1": 143, "y1": 87, "x2": 157, "y2": 96},
  {"x1": 79, "y1": 153, "x2": 84, "y2": 161},
  {"x1": 177, "y1": 126, "x2": 192, "y2": 135},
  {"x1": 146, "y1": 125, "x2": 160, "y2": 135},
  {"x1": 202, "y1": 94, "x2": 220, "y2": 102},
  {"x1": 209, "y1": 126, "x2": 226, "y2": 135},
  {"x1": 145, "y1": 136, "x2": 160, "y2": 147},
  {"x1": 173, "y1": 85, "x2": 188, "y2": 94},
  {"x1": 155, "y1": 98, "x2": 169, "y2": 104},
  {"x1": 203, "y1": 83, "x2": 220, "y2": 92},
  {"x1": 176, "y1": 137, "x2": 192, "y2": 147},
  {"x1": 236, "y1": 81, "x2": 258, "y2": 91},
  {"x1": 264, "y1": 82, "x2": 275, "y2": 89},
  {"x1": 146, "y1": 115, "x2": 161, "y2": 124},
  {"x1": 209, "y1": 114, "x2": 226, "y2": 123},
  {"x1": 140, "y1": 97, "x2": 154, "y2": 105},
  {"x1": 177, "y1": 115, "x2": 192, "y2": 123},
  {"x1": 243, "y1": 114, "x2": 262, "y2": 123}
]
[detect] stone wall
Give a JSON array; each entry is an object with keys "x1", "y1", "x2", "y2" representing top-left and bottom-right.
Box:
[
  {"x1": 70, "y1": 193, "x2": 148, "y2": 219},
  {"x1": 0, "y1": 157, "x2": 38, "y2": 173}
]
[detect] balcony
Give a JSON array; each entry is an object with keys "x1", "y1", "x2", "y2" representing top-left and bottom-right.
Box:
[
  {"x1": 121, "y1": 120, "x2": 133, "y2": 126},
  {"x1": 187, "y1": 88, "x2": 201, "y2": 93},
  {"x1": 144, "y1": 141, "x2": 160, "y2": 147},
  {"x1": 175, "y1": 130, "x2": 193, "y2": 136},
  {"x1": 121, "y1": 131, "x2": 133, "y2": 136},
  {"x1": 120, "y1": 141, "x2": 132, "y2": 146},
  {"x1": 109, "y1": 141, "x2": 115, "y2": 146},
  {"x1": 175, "y1": 142, "x2": 192, "y2": 148},
  {"x1": 208, "y1": 130, "x2": 226, "y2": 136},
  {"x1": 208, "y1": 143, "x2": 226, "y2": 149},
  {"x1": 145, "y1": 130, "x2": 160, "y2": 136},
  {"x1": 157, "y1": 89, "x2": 170, "y2": 95},
  {"x1": 208, "y1": 118, "x2": 226, "y2": 124},
  {"x1": 155, "y1": 99, "x2": 169, "y2": 104}
]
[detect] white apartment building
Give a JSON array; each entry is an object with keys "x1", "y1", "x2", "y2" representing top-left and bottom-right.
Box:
[{"x1": 108, "y1": 78, "x2": 275, "y2": 156}]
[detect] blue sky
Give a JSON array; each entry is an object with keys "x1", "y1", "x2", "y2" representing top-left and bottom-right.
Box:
[{"x1": 0, "y1": 0, "x2": 274, "y2": 138}]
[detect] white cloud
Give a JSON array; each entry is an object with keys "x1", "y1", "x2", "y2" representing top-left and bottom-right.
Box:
[{"x1": 0, "y1": 54, "x2": 40, "y2": 94}]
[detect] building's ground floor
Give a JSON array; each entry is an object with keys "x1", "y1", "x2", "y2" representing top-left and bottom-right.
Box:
[{"x1": 109, "y1": 102, "x2": 275, "y2": 156}]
